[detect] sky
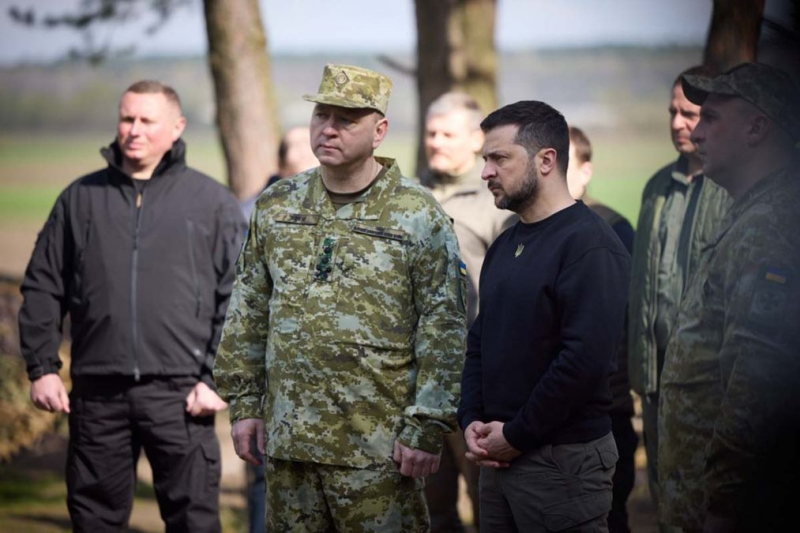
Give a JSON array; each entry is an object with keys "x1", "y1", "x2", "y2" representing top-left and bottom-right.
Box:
[{"x1": 0, "y1": 0, "x2": 716, "y2": 65}]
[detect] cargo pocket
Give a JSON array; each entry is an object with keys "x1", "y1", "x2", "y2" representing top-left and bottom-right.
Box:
[
  {"x1": 200, "y1": 439, "x2": 221, "y2": 496},
  {"x1": 542, "y1": 490, "x2": 613, "y2": 531}
]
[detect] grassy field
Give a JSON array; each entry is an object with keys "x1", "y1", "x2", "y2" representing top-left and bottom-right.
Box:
[{"x1": 0, "y1": 130, "x2": 677, "y2": 276}]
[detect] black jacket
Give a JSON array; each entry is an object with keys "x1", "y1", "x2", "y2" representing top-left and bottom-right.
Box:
[{"x1": 19, "y1": 140, "x2": 245, "y2": 386}]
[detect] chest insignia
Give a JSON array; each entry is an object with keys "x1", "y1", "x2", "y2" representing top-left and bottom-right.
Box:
[{"x1": 515, "y1": 244, "x2": 524, "y2": 258}]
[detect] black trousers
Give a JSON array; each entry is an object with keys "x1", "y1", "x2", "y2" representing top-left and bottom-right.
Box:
[
  {"x1": 608, "y1": 413, "x2": 638, "y2": 533},
  {"x1": 425, "y1": 429, "x2": 481, "y2": 532},
  {"x1": 67, "y1": 376, "x2": 221, "y2": 533}
]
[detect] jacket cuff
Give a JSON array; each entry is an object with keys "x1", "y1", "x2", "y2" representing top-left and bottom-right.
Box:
[
  {"x1": 502, "y1": 418, "x2": 540, "y2": 454},
  {"x1": 27, "y1": 361, "x2": 63, "y2": 382},
  {"x1": 227, "y1": 395, "x2": 263, "y2": 424},
  {"x1": 397, "y1": 423, "x2": 445, "y2": 455}
]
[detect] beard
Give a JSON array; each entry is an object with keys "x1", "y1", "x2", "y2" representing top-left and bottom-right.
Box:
[{"x1": 497, "y1": 159, "x2": 539, "y2": 212}]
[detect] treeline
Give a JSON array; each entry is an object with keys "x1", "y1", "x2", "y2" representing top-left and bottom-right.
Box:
[{"x1": 0, "y1": 46, "x2": 702, "y2": 135}]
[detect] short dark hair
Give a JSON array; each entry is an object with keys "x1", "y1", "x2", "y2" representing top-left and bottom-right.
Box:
[
  {"x1": 125, "y1": 80, "x2": 182, "y2": 112},
  {"x1": 568, "y1": 126, "x2": 592, "y2": 164},
  {"x1": 480, "y1": 100, "x2": 570, "y2": 175},
  {"x1": 673, "y1": 65, "x2": 718, "y2": 88}
]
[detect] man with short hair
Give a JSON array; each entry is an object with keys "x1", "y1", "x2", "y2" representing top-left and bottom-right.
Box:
[
  {"x1": 420, "y1": 91, "x2": 513, "y2": 531},
  {"x1": 215, "y1": 64, "x2": 466, "y2": 532},
  {"x1": 659, "y1": 62, "x2": 800, "y2": 532},
  {"x1": 459, "y1": 100, "x2": 630, "y2": 531},
  {"x1": 568, "y1": 125, "x2": 637, "y2": 533},
  {"x1": 628, "y1": 66, "x2": 731, "y2": 528},
  {"x1": 19, "y1": 80, "x2": 244, "y2": 532}
]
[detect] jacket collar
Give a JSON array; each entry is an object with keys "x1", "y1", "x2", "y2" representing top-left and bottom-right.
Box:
[
  {"x1": 420, "y1": 159, "x2": 484, "y2": 199},
  {"x1": 303, "y1": 157, "x2": 403, "y2": 221},
  {"x1": 101, "y1": 138, "x2": 187, "y2": 182}
]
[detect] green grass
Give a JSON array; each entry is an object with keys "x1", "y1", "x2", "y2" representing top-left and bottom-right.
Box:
[{"x1": 0, "y1": 130, "x2": 678, "y2": 228}]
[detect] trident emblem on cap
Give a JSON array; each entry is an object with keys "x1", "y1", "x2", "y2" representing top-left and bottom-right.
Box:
[{"x1": 334, "y1": 71, "x2": 349, "y2": 87}]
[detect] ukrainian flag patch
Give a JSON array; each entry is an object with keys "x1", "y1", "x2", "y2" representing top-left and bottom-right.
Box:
[
  {"x1": 459, "y1": 261, "x2": 467, "y2": 277},
  {"x1": 764, "y1": 267, "x2": 788, "y2": 284}
]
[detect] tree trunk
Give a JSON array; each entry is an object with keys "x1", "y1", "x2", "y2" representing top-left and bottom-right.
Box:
[
  {"x1": 414, "y1": 0, "x2": 497, "y2": 176},
  {"x1": 704, "y1": 0, "x2": 765, "y2": 72},
  {"x1": 204, "y1": 0, "x2": 279, "y2": 200}
]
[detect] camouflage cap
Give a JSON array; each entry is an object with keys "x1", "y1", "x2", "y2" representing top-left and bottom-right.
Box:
[
  {"x1": 682, "y1": 62, "x2": 800, "y2": 140},
  {"x1": 303, "y1": 64, "x2": 393, "y2": 115}
]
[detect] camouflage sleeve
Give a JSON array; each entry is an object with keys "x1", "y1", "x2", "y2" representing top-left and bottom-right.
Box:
[
  {"x1": 704, "y1": 255, "x2": 800, "y2": 519},
  {"x1": 397, "y1": 213, "x2": 467, "y2": 454},
  {"x1": 213, "y1": 205, "x2": 272, "y2": 423}
]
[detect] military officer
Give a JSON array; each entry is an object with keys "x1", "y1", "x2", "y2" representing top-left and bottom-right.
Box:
[
  {"x1": 214, "y1": 64, "x2": 467, "y2": 532},
  {"x1": 659, "y1": 62, "x2": 800, "y2": 532}
]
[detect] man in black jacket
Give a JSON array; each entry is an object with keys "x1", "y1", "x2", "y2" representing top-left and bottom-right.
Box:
[
  {"x1": 19, "y1": 80, "x2": 244, "y2": 533},
  {"x1": 458, "y1": 101, "x2": 630, "y2": 531}
]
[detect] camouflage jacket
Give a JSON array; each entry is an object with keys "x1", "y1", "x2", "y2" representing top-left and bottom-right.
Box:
[
  {"x1": 628, "y1": 157, "x2": 731, "y2": 395},
  {"x1": 215, "y1": 157, "x2": 467, "y2": 470},
  {"x1": 658, "y1": 167, "x2": 800, "y2": 529},
  {"x1": 419, "y1": 161, "x2": 514, "y2": 325}
]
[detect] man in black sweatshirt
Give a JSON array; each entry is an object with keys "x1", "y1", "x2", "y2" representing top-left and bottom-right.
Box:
[
  {"x1": 458, "y1": 101, "x2": 631, "y2": 532},
  {"x1": 19, "y1": 80, "x2": 244, "y2": 532}
]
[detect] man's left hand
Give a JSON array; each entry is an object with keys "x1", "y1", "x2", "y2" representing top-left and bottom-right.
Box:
[
  {"x1": 476, "y1": 421, "x2": 521, "y2": 463},
  {"x1": 185, "y1": 382, "x2": 228, "y2": 417},
  {"x1": 393, "y1": 440, "x2": 441, "y2": 478}
]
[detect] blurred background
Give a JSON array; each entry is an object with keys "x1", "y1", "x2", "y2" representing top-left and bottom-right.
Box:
[{"x1": 0, "y1": 0, "x2": 795, "y2": 531}]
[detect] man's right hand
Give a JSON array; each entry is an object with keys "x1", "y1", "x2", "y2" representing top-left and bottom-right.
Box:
[
  {"x1": 231, "y1": 418, "x2": 265, "y2": 466},
  {"x1": 30, "y1": 373, "x2": 70, "y2": 413},
  {"x1": 464, "y1": 420, "x2": 510, "y2": 468}
]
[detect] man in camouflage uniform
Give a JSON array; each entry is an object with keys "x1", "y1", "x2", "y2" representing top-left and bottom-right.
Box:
[
  {"x1": 659, "y1": 62, "x2": 800, "y2": 532},
  {"x1": 628, "y1": 66, "x2": 731, "y2": 531},
  {"x1": 215, "y1": 64, "x2": 467, "y2": 532}
]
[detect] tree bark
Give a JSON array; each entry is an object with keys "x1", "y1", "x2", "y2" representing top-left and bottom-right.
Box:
[
  {"x1": 704, "y1": 0, "x2": 765, "y2": 72},
  {"x1": 204, "y1": 0, "x2": 279, "y2": 200},
  {"x1": 414, "y1": 0, "x2": 497, "y2": 176}
]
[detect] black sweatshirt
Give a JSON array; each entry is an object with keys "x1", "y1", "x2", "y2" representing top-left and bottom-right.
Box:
[
  {"x1": 458, "y1": 201, "x2": 631, "y2": 452},
  {"x1": 19, "y1": 140, "x2": 245, "y2": 385}
]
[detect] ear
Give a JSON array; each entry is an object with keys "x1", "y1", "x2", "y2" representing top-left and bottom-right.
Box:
[
  {"x1": 469, "y1": 129, "x2": 485, "y2": 154},
  {"x1": 745, "y1": 114, "x2": 770, "y2": 147},
  {"x1": 172, "y1": 115, "x2": 187, "y2": 142},
  {"x1": 372, "y1": 116, "x2": 389, "y2": 149},
  {"x1": 537, "y1": 147, "x2": 558, "y2": 176},
  {"x1": 580, "y1": 161, "x2": 593, "y2": 186}
]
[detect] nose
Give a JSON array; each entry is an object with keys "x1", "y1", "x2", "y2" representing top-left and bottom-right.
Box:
[
  {"x1": 690, "y1": 120, "x2": 705, "y2": 146},
  {"x1": 671, "y1": 114, "x2": 683, "y2": 132},
  {"x1": 129, "y1": 118, "x2": 142, "y2": 136},
  {"x1": 481, "y1": 161, "x2": 495, "y2": 181}
]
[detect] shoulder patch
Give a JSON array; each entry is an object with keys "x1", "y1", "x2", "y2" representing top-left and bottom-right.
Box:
[{"x1": 747, "y1": 265, "x2": 791, "y2": 327}]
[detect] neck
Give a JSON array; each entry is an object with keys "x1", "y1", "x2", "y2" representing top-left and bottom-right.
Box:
[
  {"x1": 518, "y1": 186, "x2": 576, "y2": 224},
  {"x1": 449, "y1": 157, "x2": 477, "y2": 179},
  {"x1": 686, "y1": 153, "x2": 703, "y2": 180},
  {"x1": 322, "y1": 156, "x2": 382, "y2": 193},
  {"x1": 725, "y1": 151, "x2": 792, "y2": 201},
  {"x1": 122, "y1": 160, "x2": 157, "y2": 180}
]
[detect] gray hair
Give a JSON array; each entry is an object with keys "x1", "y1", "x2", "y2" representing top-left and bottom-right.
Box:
[{"x1": 426, "y1": 92, "x2": 483, "y2": 130}]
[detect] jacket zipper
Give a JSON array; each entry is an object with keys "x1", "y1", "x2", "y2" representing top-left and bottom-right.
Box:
[
  {"x1": 186, "y1": 220, "x2": 202, "y2": 317},
  {"x1": 131, "y1": 187, "x2": 145, "y2": 382}
]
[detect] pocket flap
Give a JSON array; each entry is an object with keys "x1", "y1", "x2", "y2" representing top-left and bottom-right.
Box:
[{"x1": 274, "y1": 212, "x2": 320, "y2": 225}]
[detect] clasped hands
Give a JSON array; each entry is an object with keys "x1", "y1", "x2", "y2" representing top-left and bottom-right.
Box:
[{"x1": 464, "y1": 421, "x2": 521, "y2": 468}]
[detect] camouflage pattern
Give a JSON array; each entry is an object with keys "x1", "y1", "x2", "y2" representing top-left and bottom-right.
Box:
[
  {"x1": 658, "y1": 167, "x2": 800, "y2": 529},
  {"x1": 214, "y1": 157, "x2": 467, "y2": 470},
  {"x1": 303, "y1": 63, "x2": 393, "y2": 115},
  {"x1": 682, "y1": 62, "x2": 800, "y2": 141},
  {"x1": 265, "y1": 456, "x2": 429, "y2": 532},
  {"x1": 629, "y1": 156, "x2": 731, "y2": 396}
]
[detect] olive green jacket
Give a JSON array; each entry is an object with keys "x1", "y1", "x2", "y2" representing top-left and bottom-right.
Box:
[
  {"x1": 628, "y1": 157, "x2": 731, "y2": 395},
  {"x1": 214, "y1": 158, "x2": 467, "y2": 470}
]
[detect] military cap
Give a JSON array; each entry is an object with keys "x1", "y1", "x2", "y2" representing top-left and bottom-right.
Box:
[
  {"x1": 682, "y1": 62, "x2": 800, "y2": 140},
  {"x1": 303, "y1": 64, "x2": 393, "y2": 115}
]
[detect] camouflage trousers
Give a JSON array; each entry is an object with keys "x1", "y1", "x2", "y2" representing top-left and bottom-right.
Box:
[{"x1": 265, "y1": 456, "x2": 430, "y2": 532}]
